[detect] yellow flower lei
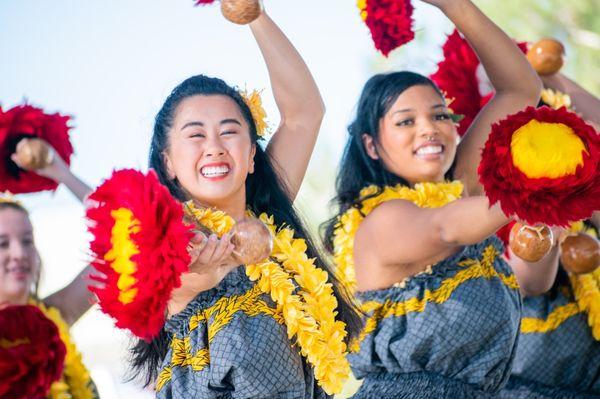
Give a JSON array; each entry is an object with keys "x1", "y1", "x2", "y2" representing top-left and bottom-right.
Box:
[
  {"x1": 567, "y1": 223, "x2": 600, "y2": 340},
  {"x1": 184, "y1": 202, "x2": 350, "y2": 395},
  {"x1": 332, "y1": 181, "x2": 464, "y2": 292},
  {"x1": 31, "y1": 300, "x2": 95, "y2": 399}
]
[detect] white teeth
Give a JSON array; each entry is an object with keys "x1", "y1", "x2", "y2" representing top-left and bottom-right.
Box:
[
  {"x1": 416, "y1": 145, "x2": 443, "y2": 156},
  {"x1": 201, "y1": 165, "x2": 230, "y2": 177}
]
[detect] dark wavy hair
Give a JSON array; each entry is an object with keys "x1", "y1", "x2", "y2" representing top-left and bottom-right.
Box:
[
  {"x1": 130, "y1": 74, "x2": 362, "y2": 386},
  {"x1": 323, "y1": 71, "x2": 448, "y2": 252}
]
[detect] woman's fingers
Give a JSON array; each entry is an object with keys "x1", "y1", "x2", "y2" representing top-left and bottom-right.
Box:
[{"x1": 212, "y1": 232, "x2": 234, "y2": 263}]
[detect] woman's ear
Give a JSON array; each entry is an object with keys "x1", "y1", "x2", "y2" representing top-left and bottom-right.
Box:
[
  {"x1": 162, "y1": 152, "x2": 176, "y2": 180},
  {"x1": 248, "y1": 144, "x2": 257, "y2": 174},
  {"x1": 362, "y1": 134, "x2": 379, "y2": 160}
]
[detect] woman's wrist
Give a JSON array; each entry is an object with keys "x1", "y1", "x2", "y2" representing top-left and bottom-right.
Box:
[{"x1": 439, "y1": 0, "x2": 470, "y2": 20}]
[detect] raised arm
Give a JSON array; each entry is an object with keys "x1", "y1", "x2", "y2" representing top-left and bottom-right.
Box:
[
  {"x1": 541, "y1": 72, "x2": 600, "y2": 127},
  {"x1": 11, "y1": 138, "x2": 96, "y2": 323},
  {"x1": 12, "y1": 138, "x2": 93, "y2": 203},
  {"x1": 424, "y1": 0, "x2": 542, "y2": 195},
  {"x1": 44, "y1": 266, "x2": 96, "y2": 326},
  {"x1": 249, "y1": 11, "x2": 325, "y2": 199}
]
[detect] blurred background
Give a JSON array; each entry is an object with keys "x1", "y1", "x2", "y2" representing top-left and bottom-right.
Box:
[{"x1": 1, "y1": 0, "x2": 598, "y2": 397}]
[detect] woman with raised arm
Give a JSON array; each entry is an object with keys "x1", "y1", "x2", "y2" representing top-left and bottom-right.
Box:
[
  {"x1": 323, "y1": 0, "x2": 541, "y2": 396},
  {"x1": 2, "y1": 140, "x2": 98, "y2": 398},
  {"x1": 127, "y1": 3, "x2": 361, "y2": 398}
]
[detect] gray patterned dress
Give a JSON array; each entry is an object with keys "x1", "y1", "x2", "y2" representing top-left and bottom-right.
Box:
[
  {"x1": 348, "y1": 236, "x2": 521, "y2": 398},
  {"x1": 500, "y1": 285, "x2": 600, "y2": 399},
  {"x1": 155, "y1": 266, "x2": 328, "y2": 399}
]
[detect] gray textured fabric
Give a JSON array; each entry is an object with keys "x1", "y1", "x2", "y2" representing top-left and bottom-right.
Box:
[
  {"x1": 351, "y1": 371, "x2": 496, "y2": 399},
  {"x1": 501, "y1": 287, "x2": 600, "y2": 398},
  {"x1": 349, "y1": 236, "x2": 521, "y2": 397},
  {"x1": 157, "y1": 266, "x2": 328, "y2": 399}
]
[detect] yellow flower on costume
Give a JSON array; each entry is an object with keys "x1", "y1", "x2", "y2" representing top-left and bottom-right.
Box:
[
  {"x1": 31, "y1": 301, "x2": 95, "y2": 399},
  {"x1": 183, "y1": 203, "x2": 350, "y2": 395},
  {"x1": 332, "y1": 181, "x2": 464, "y2": 292}
]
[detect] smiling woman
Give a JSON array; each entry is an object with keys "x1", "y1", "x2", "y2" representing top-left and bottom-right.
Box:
[
  {"x1": 323, "y1": 0, "x2": 543, "y2": 397},
  {"x1": 127, "y1": 4, "x2": 362, "y2": 398},
  {"x1": 0, "y1": 160, "x2": 99, "y2": 399}
]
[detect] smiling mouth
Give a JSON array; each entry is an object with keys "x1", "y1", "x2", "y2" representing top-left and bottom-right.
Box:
[
  {"x1": 6, "y1": 265, "x2": 31, "y2": 278},
  {"x1": 414, "y1": 144, "x2": 444, "y2": 157},
  {"x1": 200, "y1": 164, "x2": 230, "y2": 179}
]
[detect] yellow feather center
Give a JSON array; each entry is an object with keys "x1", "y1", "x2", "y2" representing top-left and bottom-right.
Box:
[
  {"x1": 105, "y1": 208, "x2": 141, "y2": 305},
  {"x1": 511, "y1": 120, "x2": 586, "y2": 179}
]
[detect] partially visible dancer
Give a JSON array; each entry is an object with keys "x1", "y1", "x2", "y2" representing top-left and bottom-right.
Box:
[
  {"x1": 432, "y1": 32, "x2": 600, "y2": 399},
  {"x1": 324, "y1": 0, "x2": 541, "y2": 397},
  {"x1": 500, "y1": 72, "x2": 600, "y2": 399},
  {"x1": 1, "y1": 139, "x2": 99, "y2": 398}
]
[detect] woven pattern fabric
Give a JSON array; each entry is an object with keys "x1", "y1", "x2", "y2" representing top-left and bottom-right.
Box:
[
  {"x1": 504, "y1": 287, "x2": 600, "y2": 397},
  {"x1": 156, "y1": 266, "x2": 328, "y2": 399},
  {"x1": 349, "y1": 236, "x2": 521, "y2": 396}
]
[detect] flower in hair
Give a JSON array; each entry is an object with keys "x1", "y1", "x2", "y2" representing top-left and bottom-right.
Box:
[{"x1": 240, "y1": 88, "x2": 270, "y2": 138}]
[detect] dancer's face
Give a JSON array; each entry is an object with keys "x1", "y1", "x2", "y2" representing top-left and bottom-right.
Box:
[
  {"x1": 164, "y1": 95, "x2": 256, "y2": 209},
  {"x1": 363, "y1": 85, "x2": 459, "y2": 185},
  {"x1": 0, "y1": 208, "x2": 39, "y2": 307}
]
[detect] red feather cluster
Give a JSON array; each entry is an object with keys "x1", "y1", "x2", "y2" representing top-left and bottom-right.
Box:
[
  {"x1": 495, "y1": 221, "x2": 516, "y2": 258},
  {"x1": 0, "y1": 305, "x2": 66, "y2": 399},
  {"x1": 194, "y1": 0, "x2": 216, "y2": 5},
  {"x1": 479, "y1": 106, "x2": 600, "y2": 226},
  {"x1": 430, "y1": 30, "x2": 528, "y2": 136},
  {"x1": 0, "y1": 104, "x2": 73, "y2": 194},
  {"x1": 87, "y1": 169, "x2": 193, "y2": 340},
  {"x1": 361, "y1": 0, "x2": 414, "y2": 57}
]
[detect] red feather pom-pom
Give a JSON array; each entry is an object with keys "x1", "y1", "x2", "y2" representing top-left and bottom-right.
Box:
[
  {"x1": 0, "y1": 305, "x2": 66, "y2": 399},
  {"x1": 430, "y1": 30, "x2": 483, "y2": 137},
  {"x1": 194, "y1": 0, "x2": 216, "y2": 4},
  {"x1": 86, "y1": 169, "x2": 193, "y2": 340},
  {"x1": 430, "y1": 30, "x2": 528, "y2": 136},
  {"x1": 479, "y1": 106, "x2": 600, "y2": 226},
  {"x1": 0, "y1": 104, "x2": 73, "y2": 194},
  {"x1": 496, "y1": 221, "x2": 516, "y2": 258},
  {"x1": 359, "y1": 0, "x2": 414, "y2": 57}
]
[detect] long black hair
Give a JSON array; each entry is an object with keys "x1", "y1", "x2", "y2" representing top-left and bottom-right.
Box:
[
  {"x1": 131, "y1": 74, "x2": 362, "y2": 386},
  {"x1": 323, "y1": 71, "x2": 446, "y2": 253}
]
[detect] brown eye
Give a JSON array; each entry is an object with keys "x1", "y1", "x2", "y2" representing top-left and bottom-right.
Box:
[{"x1": 396, "y1": 119, "x2": 414, "y2": 127}]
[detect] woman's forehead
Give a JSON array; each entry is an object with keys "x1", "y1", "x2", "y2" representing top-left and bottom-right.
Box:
[{"x1": 0, "y1": 209, "x2": 33, "y2": 235}]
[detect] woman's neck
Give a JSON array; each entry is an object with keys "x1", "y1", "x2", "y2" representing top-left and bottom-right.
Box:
[
  {"x1": 406, "y1": 174, "x2": 447, "y2": 188},
  {"x1": 0, "y1": 292, "x2": 29, "y2": 309},
  {"x1": 194, "y1": 190, "x2": 247, "y2": 221}
]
